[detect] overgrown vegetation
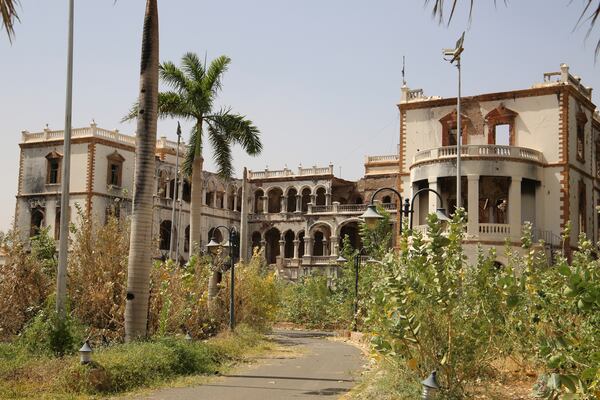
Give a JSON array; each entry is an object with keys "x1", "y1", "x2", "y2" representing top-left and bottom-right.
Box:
[
  {"x1": 0, "y1": 324, "x2": 267, "y2": 398},
  {"x1": 0, "y1": 211, "x2": 279, "y2": 396},
  {"x1": 279, "y1": 208, "x2": 600, "y2": 399}
]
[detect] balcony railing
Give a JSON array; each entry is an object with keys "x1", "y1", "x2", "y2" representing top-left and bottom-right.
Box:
[
  {"x1": 248, "y1": 165, "x2": 334, "y2": 180},
  {"x1": 21, "y1": 124, "x2": 187, "y2": 153},
  {"x1": 307, "y1": 202, "x2": 397, "y2": 215},
  {"x1": 479, "y1": 223, "x2": 511, "y2": 236},
  {"x1": 412, "y1": 145, "x2": 544, "y2": 166}
]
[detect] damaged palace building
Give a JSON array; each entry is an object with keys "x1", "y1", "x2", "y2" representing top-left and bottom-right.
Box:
[{"x1": 14, "y1": 64, "x2": 600, "y2": 275}]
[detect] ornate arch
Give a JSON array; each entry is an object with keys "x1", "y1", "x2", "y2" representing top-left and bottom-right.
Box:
[{"x1": 485, "y1": 104, "x2": 518, "y2": 145}]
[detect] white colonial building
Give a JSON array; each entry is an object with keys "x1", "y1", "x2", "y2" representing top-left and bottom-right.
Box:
[
  {"x1": 14, "y1": 64, "x2": 598, "y2": 273},
  {"x1": 399, "y1": 64, "x2": 600, "y2": 263},
  {"x1": 15, "y1": 123, "x2": 242, "y2": 262}
]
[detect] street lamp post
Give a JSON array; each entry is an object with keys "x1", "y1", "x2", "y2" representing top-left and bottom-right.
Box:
[
  {"x1": 360, "y1": 187, "x2": 449, "y2": 233},
  {"x1": 206, "y1": 226, "x2": 239, "y2": 331},
  {"x1": 336, "y1": 247, "x2": 367, "y2": 332},
  {"x1": 443, "y1": 32, "x2": 465, "y2": 210},
  {"x1": 402, "y1": 188, "x2": 450, "y2": 230}
]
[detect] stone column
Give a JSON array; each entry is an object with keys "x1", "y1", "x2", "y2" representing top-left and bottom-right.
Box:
[
  {"x1": 260, "y1": 239, "x2": 267, "y2": 261},
  {"x1": 201, "y1": 188, "x2": 207, "y2": 205},
  {"x1": 233, "y1": 193, "x2": 238, "y2": 212},
  {"x1": 325, "y1": 192, "x2": 332, "y2": 206},
  {"x1": 508, "y1": 176, "x2": 522, "y2": 239},
  {"x1": 467, "y1": 175, "x2": 479, "y2": 236},
  {"x1": 428, "y1": 177, "x2": 439, "y2": 214},
  {"x1": 323, "y1": 239, "x2": 330, "y2": 256},
  {"x1": 223, "y1": 190, "x2": 228, "y2": 211},
  {"x1": 280, "y1": 196, "x2": 287, "y2": 213},
  {"x1": 411, "y1": 183, "x2": 420, "y2": 226},
  {"x1": 330, "y1": 236, "x2": 338, "y2": 256},
  {"x1": 295, "y1": 195, "x2": 302, "y2": 213},
  {"x1": 279, "y1": 239, "x2": 286, "y2": 259},
  {"x1": 306, "y1": 237, "x2": 314, "y2": 256},
  {"x1": 261, "y1": 196, "x2": 268, "y2": 214},
  {"x1": 293, "y1": 239, "x2": 300, "y2": 259}
]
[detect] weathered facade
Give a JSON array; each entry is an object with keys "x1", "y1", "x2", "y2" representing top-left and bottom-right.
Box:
[
  {"x1": 15, "y1": 123, "x2": 242, "y2": 262},
  {"x1": 14, "y1": 123, "x2": 397, "y2": 278},
  {"x1": 399, "y1": 64, "x2": 600, "y2": 263}
]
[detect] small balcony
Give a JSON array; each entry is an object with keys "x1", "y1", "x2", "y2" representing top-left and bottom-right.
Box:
[
  {"x1": 410, "y1": 144, "x2": 544, "y2": 183},
  {"x1": 413, "y1": 144, "x2": 544, "y2": 165}
]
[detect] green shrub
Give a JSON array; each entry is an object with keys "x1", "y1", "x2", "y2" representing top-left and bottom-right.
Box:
[{"x1": 17, "y1": 297, "x2": 85, "y2": 356}]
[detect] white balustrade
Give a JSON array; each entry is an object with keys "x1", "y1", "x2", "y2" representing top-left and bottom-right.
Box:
[
  {"x1": 478, "y1": 223, "x2": 511, "y2": 236},
  {"x1": 413, "y1": 144, "x2": 544, "y2": 165}
]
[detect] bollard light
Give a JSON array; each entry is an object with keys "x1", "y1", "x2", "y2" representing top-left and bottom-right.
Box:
[
  {"x1": 185, "y1": 332, "x2": 192, "y2": 341},
  {"x1": 421, "y1": 370, "x2": 440, "y2": 399},
  {"x1": 79, "y1": 340, "x2": 92, "y2": 365}
]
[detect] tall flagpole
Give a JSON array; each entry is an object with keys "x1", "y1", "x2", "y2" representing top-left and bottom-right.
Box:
[
  {"x1": 169, "y1": 122, "x2": 181, "y2": 260},
  {"x1": 443, "y1": 32, "x2": 465, "y2": 211},
  {"x1": 56, "y1": 0, "x2": 75, "y2": 321}
]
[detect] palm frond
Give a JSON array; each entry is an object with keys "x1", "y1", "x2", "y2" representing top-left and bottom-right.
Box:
[
  {"x1": 575, "y1": 0, "x2": 600, "y2": 59},
  {"x1": 121, "y1": 102, "x2": 139, "y2": 123},
  {"x1": 207, "y1": 123, "x2": 233, "y2": 179},
  {"x1": 202, "y1": 55, "x2": 231, "y2": 95},
  {"x1": 159, "y1": 61, "x2": 189, "y2": 91},
  {"x1": 181, "y1": 52, "x2": 205, "y2": 84},
  {"x1": 207, "y1": 110, "x2": 262, "y2": 156},
  {"x1": 1, "y1": 0, "x2": 20, "y2": 43},
  {"x1": 157, "y1": 91, "x2": 193, "y2": 120}
]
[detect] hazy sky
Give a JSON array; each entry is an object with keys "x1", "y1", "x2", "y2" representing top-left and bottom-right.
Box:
[{"x1": 1, "y1": 0, "x2": 599, "y2": 232}]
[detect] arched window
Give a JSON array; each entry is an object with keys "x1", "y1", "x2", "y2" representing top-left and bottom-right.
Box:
[
  {"x1": 284, "y1": 230, "x2": 294, "y2": 258},
  {"x1": 313, "y1": 231, "x2": 324, "y2": 256},
  {"x1": 251, "y1": 231, "x2": 262, "y2": 253},
  {"x1": 301, "y1": 188, "x2": 311, "y2": 212},
  {"x1": 440, "y1": 110, "x2": 469, "y2": 146},
  {"x1": 159, "y1": 220, "x2": 172, "y2": 250},
  {"x1": 267, "y1": 187, "x2": 283, "y2": 213},
  {"x1": 46, "y1": 151, "x2": 62, "y2": 184},
  {"x1": 254, "y1": 189, "x2": 264, "y2": 213},
  {"x1": 107, "y1": 151, "x2": 125, "y2": 187},
  {"x1": 315, "y1": 187, "x2": 326, "y2": 205},
  {"x1": 287, "y1": 188, "x2": 298, "y2": 212},
  {"x1": 184, "y1": 225, "x2": 190, "y2": 253},
  {"x1": 30, "y1": 207, "x2": 45, "y2": 237},
  {"x1": 298, "y1": 231, "x2": 305, "y2": 258},
  {"x1": 485, "y1": 105, "x2": 517, "y2": 146},
  {"x1": 265, "y1": 228, "x2": 280, "y2": 264},
  {"x1": 182, "y1": 180, "x2": 191, "y2": 203}
]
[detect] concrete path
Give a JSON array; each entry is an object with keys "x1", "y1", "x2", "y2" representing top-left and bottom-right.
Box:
[{"x1": 137, "y1": 330, "x2": 364, "y2": 399}]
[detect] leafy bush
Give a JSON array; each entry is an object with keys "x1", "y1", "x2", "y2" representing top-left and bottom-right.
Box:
[
  {"x1": 0, "y1": 230, "x2": 53, "y2": 338},
  {"x1": 367, "y1": 212, "x2": 600, "y2": 399},
  {"x1": 18, "y1": 297, "x2": 85, "y2": 356},
  {"x1": 68, "y1": 208, "x2": 129, "y2": 341}
]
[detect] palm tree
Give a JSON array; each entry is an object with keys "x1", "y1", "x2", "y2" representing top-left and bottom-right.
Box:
[
  {"x1": 124, "y1": 52, "x2": 262, "y2": 255},
  {"x1": 0, "y1": 0, "x2": 19, "y2": 43},
  {"x1": 427, "y1": 0, "x2": 600, "y2": 57},
  {"x1": 124, "y1": 0, "x2": 159, "y2": 341}
]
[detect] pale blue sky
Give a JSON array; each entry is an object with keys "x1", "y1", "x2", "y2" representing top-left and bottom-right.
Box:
[{"x1": 1, "y1": 0, "x2": 599, "y2": 231}]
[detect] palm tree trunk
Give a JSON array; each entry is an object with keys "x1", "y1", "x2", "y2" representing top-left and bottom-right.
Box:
[
  {"x1": 124, "y1": 0, "x2": 159, "y2": 342},
  {"x1": 189, "y1": 155, "x2": 204, "y2": 254}
]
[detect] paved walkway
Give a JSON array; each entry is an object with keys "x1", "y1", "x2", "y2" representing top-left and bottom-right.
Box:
[{"x1": 137, "y1": 330, "x2": 364, "y2": 399}]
